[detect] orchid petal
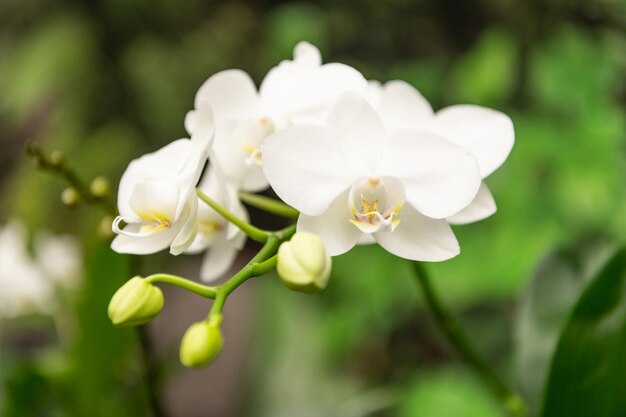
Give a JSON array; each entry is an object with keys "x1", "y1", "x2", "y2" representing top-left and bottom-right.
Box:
[
  {"x1": 117, "y1": 139, "x2": 191, "y2": 219},
  {"x1": 297, "y1": 189, "x2": 361, "y2": 256},
  {"x1": 199, "y1": 237, "x2": 240, "y2": 282},
  {"x1": 128, "y1": 181, "x2": 181, "y2": 223},
  {"x1": 111, "y1": 221, "x2": 183, "y2": 255},
  {"x1": 446, "y1": 182, "x2": 497, "y2": 225},
  {"x1": 170, "y1": 196, "x2": 198, "y2": 255},
  {"x1": 382, "y1": 129, "x2": 482, "y2": 219},
  {"x1": 259, "y1": 44, "x2": 367, "y2": 124},
  {"x1": 192, "y1": 69, "x2": 261, "y2": 122},
  {"x1": 262, "y1": 125, "x2": 354, "y2": 216},
  {"x1": 374, "y1": 205, "x2": 459, "y2": 261},
  {"x1": 376, "y1": 80, "x2": 434, "y2": 130},
  {"x1": 326, "y1": 93, "x2": 388, "y2": 173},
  {"x1": 432, "y1": 105, "x2": 514, "y2": 178}
]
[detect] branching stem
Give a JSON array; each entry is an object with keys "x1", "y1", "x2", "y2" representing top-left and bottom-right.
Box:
[{"x1": 412, "y1": 262, "x2": 528, "y2": 417}]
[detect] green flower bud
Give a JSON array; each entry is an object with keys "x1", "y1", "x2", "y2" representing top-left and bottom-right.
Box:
[
  {"x1": 61, "y1": 187, "x2": 81, "y2": 206},
  {"x1": 90, "y1": 176, "x2": 110, "y2": 197},
  {"x1": 277, "y1": 232, "x2": 332, "y2": 294},
  {"x1": 49, "y1": 150, "x2": 64, "y2": 166},
  {"x1": 108, "y1": 277, "x2": 164, "y2": 327},
  {"x1": 179, "y1": 316, "x2": 223, "y2": 368}
]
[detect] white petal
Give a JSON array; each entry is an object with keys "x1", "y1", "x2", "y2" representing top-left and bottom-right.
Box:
[
  {"x1": 225, "y1": 184, "x2": 249, "y2": 241},
  {"x1": 128, "y1": 181, "x2": 181, "y2": 222},
  {"x1": 293, "y1": 41, "x2": 322, "y2": 66},
  {"x1": 117, "y1": 139, "x2": 191, "y2": 219},
  {"x1": 446, "y1": 182, "x2": 496, "y2": 224},
  {"x1": 193, "y1": 69, "x2": 261, "y2": 121},
  {"x1": 374, "y1": 205, "x2": 459, "y2": 261},
  {"x1": 170, "y1": 195, "x2": 198, "y2": 255},
  {"x1": 111, "y1": 222, "x2": 182, "y2": 255},
  {"x1": 432, "y1": 105, "x2": 514, "y2": 178},
  {"x1": 326, "y1": 93, "x2": 388, "y2": 173},
  {"x1": 199, "y1": 238, "x2": 240, "y2": 282},
  {"x1": 358, "y1": 234, "x2": 376, "y2": 245},
  {"x1": 297, "y1": 189, "x2": 361, "y2": 256},
  {"x1": 177, "y1": 102, "x2": 214, "y2": 216},
  {"x1": 382, "y1": 130, "x2": 482, "y2": 219},
  {"x1": 377, "y1": 80, "x2": 434, "y2": 130},
  {"x1": 259, "y1": 47, "x2": 367, "y2": 124},
  {"x1": 262, "y1": 125, "x2": 354, "y2": 216}
]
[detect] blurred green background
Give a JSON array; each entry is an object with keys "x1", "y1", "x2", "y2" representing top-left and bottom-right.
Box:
[{"x1": 1, "y1": 0, "x2": 625, "y2": 416}]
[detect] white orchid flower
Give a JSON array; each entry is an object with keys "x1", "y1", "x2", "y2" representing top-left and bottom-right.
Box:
[
  {"x1": 367, "y1": 80, "x2": 515, "y2": 224},
  {"x1": 185, "y1": 41, "x2": 367, "y2": 192},
  {"x1": 185, "y1": 165, "x2": 248, "y2": 282},
  {"x1": 112, "y1": 103, "x2": 215, "y2": 255},
  {"x1": 0, "y1": 220, "x2": 55, "y2": 318},
  {"x1": 35, "y1": 232, "x2": 82, "y2": 290},
  {"x1": 262, "y1": 94, "x2": 483, "y2": 261}
]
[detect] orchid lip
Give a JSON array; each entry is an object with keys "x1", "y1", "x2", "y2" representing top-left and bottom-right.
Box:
[{"x1": 347, "y1": 176, "x2": 405, "y2": 234}]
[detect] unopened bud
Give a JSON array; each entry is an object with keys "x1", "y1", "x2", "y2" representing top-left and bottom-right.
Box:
[
  {"x1": 61, "y1": 187, "x2": 81, "y2": 206},
  {"x1": 49, "y1": 151, "x2": 64, "y2": 166},
  {"x1": 108, "y1": 277, "x2": 164, "y2": 327},
  {"x1": 90, "y1": 176, "x2": 110, "y2": 197},
  {"x1": 277, "y1": 232, "x2": 331, "y2": 294},
  {"x1": 98, "y1": 215, "x2": 114, "y2": 239},
  {"x1": 180, "y1": 316, "x2": 223, "y2": 368}
]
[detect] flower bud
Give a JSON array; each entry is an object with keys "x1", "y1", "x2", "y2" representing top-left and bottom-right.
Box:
[
  {"x1": 179, "y1": 316, "x2": 223, "y2": 368},
  {"x1": 61, "y1": 187, "x2": 81, "y2": 206},
  {"x1": 108, "y1": 277, "x2": 164, "y2": 327},
  {"x1": 277, "y1": 232, "x2": 331, "y2": 294},
  {"x1": 90, "y1": 176, "x2": 110, "y2": 197},
  {"x1": 49, "y1": 150, "x2": 64, "y2": 166}
]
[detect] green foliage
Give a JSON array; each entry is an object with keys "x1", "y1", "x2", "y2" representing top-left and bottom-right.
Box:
[
  {"x1": 67, "y1": 242, "x2": 148, "y2": 416},
  {"x1": 399, "y1": 368, "x2": 504, "y2": 417},
  {"x1": 516, "y1": 238, "x2": 614, "y2": 415},
  {"x1": 541, "y1": 248, "x2": 626, "y2": 417}
]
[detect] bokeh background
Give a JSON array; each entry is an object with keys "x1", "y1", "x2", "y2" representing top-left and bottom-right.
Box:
[{"x1": 1, "y1": 1, "x2": 625, "y2": 416}]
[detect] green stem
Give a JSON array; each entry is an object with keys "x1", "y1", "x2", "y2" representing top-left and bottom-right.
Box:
[
  {"x1": 208, "y1": 224, "x2": 296, "y2": 320},
  {"x1": 239, "y1": 192, "x2": 299, "y2": 219},
  {"x1": 145, "y1": 274, "x2": 217, "y2": 299},
  {"x1": 412, "y1": 263, "x2": 528, "y2": 417},
  {"x1": 196, "y1": 188, "x2": 269, "y2": 243},
  {"x1": 26, "y1": 144, "x2": 116, "y2": 215}
]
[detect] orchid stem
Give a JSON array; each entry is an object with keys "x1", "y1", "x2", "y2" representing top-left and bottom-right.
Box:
[
  {"x1": 412, "y1": 262, "x2": 527, "y2": 417},
  {"x1": 207, "y1": 224, "x2": 296, "y2": 320},
  {"x1": 196, "y1": 188, "x2": 269, "y2": 243},
  {"x1": 239, "y1": 192, "x2": 299, "y2": 219},
  {"x1": 25, "y1": 144, "x2": 116, "y2": 215},
  {"x1": 145, "y1": 274, "x2": 217, "y2": 299}
]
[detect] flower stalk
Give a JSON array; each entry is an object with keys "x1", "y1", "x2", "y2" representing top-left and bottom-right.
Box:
[
  {"x1": 145, "y1": 274, "x2": 218, "y2": 299},
  {"x1": 239, "y1": 192, "x2": 299, "y2": 219},
  {"x1": 412, "y1": 262, "x2": 528, "y2": 417},
  {"x1": 196, "y1": 188, "x2": 269, "y2": 243}
]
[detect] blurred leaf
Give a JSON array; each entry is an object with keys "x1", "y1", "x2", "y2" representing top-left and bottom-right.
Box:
[
  {"x1": 399, "y1": 368, "x2": 504, "y2": 417},
  {"x1": 67, "y1": 242, "x2": 148, "y2": 417},
  {"x1": 516, "y1": 237, "x2": 614, "y2": 415},
  {"x1": 541, "y1": 247, "x2": 626, "y2": 417},
  {"x1": 447, "y1": 28, "x2": 518, "y2": 106},
  {"x1": 262, "y1": 3, "x2": 328, "y2": 67}
]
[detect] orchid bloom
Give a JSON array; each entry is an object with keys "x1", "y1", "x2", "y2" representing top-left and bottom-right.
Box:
[
  {"x1": 185, "y1": 165, "x2": 248, "y2": 282},
  {"x1": 262, "y1": 94, "x2": 483, "y2": 261},
  {"x1": 184, "y1": 41, "x2": 367, "y2": 192},
  {"x1": 0, "y1": 220, "x2": 55, "y2": 317},
  {"x1": 111, "y1": 103, "x2": 215, "y2": 255},
  {"x1": 367, "y1": 80, "x2": 515, "y2": 224}
]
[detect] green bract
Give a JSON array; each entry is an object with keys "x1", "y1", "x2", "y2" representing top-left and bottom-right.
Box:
[
  {"x1": 107, "y1": 276, "x2": 164, "y2": 327},
  {"x1": 277, "y1": 232, "x2": 331, "y2": 294}
]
